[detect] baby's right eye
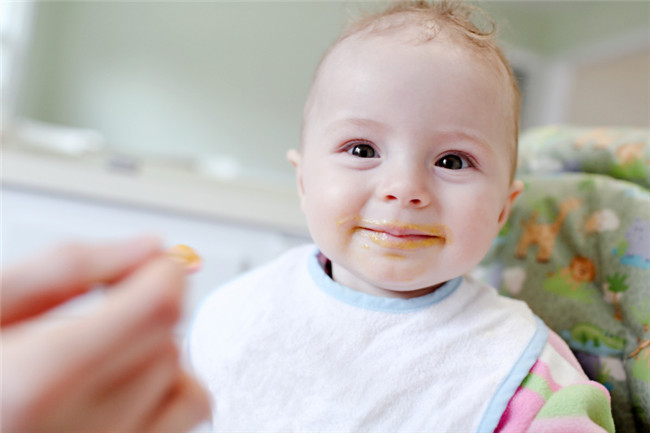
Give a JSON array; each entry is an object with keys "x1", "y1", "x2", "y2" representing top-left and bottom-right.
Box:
[{"x1": 346, "y1": 143, "x2": 377, "y2": 158}]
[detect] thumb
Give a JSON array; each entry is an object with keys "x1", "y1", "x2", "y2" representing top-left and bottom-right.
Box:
[{"x1": 1, "y1": 236, "x2": 161, "y2": 326}]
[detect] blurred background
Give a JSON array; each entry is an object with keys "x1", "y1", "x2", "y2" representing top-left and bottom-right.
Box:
[{"x1": 1, "y1": 0, "x2": 648, "y2": 330}]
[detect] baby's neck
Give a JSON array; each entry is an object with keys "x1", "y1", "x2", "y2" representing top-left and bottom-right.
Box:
[{"x1": 327, "y1": 260, "x2": 444, "y2": 299}]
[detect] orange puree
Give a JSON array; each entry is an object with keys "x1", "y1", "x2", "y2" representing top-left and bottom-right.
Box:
[{"x1": 167, "y1": 244, "x2": 202, "y2": 272}]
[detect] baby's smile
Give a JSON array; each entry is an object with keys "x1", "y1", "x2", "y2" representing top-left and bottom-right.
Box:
[{"x1": 341, "y1": 217, "x2": 453, "y2": 250}]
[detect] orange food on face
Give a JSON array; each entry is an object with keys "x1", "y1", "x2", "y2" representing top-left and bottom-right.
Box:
[{"x1": 167, "y1": 244, "x2": 202, "y2": 272}]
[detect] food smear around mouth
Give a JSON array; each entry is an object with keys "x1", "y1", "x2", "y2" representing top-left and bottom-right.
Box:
[
  {"x1": 362, "y1": 229, "x2": 446, "y2": 249},
  {"x1": 382, "y1": 252, "x2": 407, "y2": 260},
  {"x1": 167, "y1": 244, "x2": 202, "y2": 273},
  {"x1": 338, "y1": 217, "x2": 454, "y2": 249}
]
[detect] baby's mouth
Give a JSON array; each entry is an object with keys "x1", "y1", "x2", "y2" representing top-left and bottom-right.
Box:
[{"x1": 353, "y1": 220, "x2": 453, "y2": 249}]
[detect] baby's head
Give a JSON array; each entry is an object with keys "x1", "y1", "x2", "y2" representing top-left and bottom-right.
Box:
[
  {"x1": 289, "y1": 0, "x2": 524, "y2": 298},
  {"x1": 304, "y1": 0, "x2": 521, "y2": 175}
]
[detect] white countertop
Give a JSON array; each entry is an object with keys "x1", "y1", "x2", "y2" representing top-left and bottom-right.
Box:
[{"x1": 1, "y1": 145, "x2": 309, "y2": 236}]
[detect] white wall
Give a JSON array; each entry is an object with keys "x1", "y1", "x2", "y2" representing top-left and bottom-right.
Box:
[
  {"x1": 508, "y1": 27, "x2": 650, "y2": 129},
  {"x1": 1, "y1": 185, "x2": 308, "y2": 336},
  {"x1": 568, "y1": 48, "x2": 650, "y2": 128}
]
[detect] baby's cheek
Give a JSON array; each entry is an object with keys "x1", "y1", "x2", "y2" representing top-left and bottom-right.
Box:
[{"x1": 454, "y1": 213, "x2": 499, "y2": 257}]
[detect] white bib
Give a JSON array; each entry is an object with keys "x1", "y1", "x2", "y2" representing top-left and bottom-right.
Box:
[{"x1": 189, "y1": 245, "x2": 546, "y2": 432}]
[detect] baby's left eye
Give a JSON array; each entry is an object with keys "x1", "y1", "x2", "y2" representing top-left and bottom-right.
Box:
[
  {"x1": 347, "y1": 143, "x2": 378, "y2": 158},
  {"x1": 435, "y1": 154, "x2": 472, "y2": 170}
]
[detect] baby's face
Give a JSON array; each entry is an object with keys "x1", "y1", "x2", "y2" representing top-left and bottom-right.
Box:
[{"x1": 290, "y1": 33, "x2": 521, "y2": 298}]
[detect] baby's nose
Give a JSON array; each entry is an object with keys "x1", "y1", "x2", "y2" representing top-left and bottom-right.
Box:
[
  {"x1": 384, "y1": 192, "x2": 426, "y2": 207},
  {"x1": 378, "y1": 166, "x2": 432, "y2": 208}
]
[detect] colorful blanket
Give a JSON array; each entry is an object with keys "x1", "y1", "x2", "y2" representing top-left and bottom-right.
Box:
[{"x1": 477, "y1": 125, "x2": 650, "y2": 432}]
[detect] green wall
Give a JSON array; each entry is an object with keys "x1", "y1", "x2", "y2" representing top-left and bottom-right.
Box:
[
  {"x1": 18, "y1": 1, "x2": 650, "y2": 184},
  {"x1": 484, "y1": 1, "x2": 649, "y2": 55}
]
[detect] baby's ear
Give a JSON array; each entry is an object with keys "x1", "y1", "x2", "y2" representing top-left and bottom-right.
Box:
[
  {"x1": 286, "y1": 149, "x2": 306, "y2": 208},
  {"x1": 497, "y1": 179, "x2": 524, "y2": 227},
  {"x1": 287, "y1": 149, "x2": 301, "y2": 169}
]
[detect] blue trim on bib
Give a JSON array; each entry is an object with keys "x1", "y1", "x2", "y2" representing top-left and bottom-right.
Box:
[
  {"x1": 477, "y1": 316, "x2": 549, "y2": 433},
  {"x1": 307, "y1": 248, "x2": 461, "y2": 313}
]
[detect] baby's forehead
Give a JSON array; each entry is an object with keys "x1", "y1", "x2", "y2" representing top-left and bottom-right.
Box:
[
  {"x1": 314, "y1": 30, "x2": 511, "y2": 107},
  {"x1": 304, "y1": 34, "x2": 517, "y2": 156}
]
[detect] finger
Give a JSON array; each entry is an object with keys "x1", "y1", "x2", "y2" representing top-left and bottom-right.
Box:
[
  {"x1": 1, "y1": 236, "x2": 161, "y2": 326},
  {"x1": 78, "y1": 325, "x2": 173, "y2": 403},
  {"x1": 16, "y1": 256, "x2": 186, "y2": 405},
  {"x1": 143, "y1": 373, "x2": 211, "y2": 433},
  {"x1": 30, "y1": 342, "x2": 180, "y2": 433},
  {"x1": 90, "y1": 342, "x2": 181, "y2": 433},
  {"x1": 85, "y1": 255, "x2": 186, "y2": 360}
]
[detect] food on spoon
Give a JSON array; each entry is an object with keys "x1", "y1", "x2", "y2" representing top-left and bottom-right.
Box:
[{"x1": 167, "y1": 244, "x2": 202, "y2": 273}]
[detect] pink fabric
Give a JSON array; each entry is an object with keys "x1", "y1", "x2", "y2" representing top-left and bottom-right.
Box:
[
  {"x1": 547, "y1": 330, "x2": 585, "y2": 374},
  {"x1": 495, "y1": 359, "x2": 592, "y2": 433},
  {"x1": 495, "y1": 358, "x2": 612, "y2": 433},
  {"x1": 529, "y1": 360, "x2": 562, "y2": 393},
  {"x1": 495, "y1": 386, "x2": 545, "y2": 433}
]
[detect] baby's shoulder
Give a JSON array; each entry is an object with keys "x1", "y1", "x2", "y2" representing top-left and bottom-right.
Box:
[{"x1": 460, "y1": 274, "x2": 536, "y2": 320}]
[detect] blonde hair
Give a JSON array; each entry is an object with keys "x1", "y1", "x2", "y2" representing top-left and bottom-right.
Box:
[{"x1": 302, "y1": 0, "x2": 521, "y2": 178}]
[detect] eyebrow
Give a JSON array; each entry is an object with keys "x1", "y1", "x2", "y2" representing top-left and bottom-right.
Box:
[
  {"x1": 435, "y1": 130, "x2": 494, "y2": 154},
  {"x1": 326, "y1": 119, "x2": 493, "y2": 152},
  {"x1": 324, "y1": 117, "x2": 388, "y2": 135}
]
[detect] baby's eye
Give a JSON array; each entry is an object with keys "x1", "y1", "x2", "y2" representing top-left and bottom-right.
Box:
[
  {"x1": 435, "y1": 154, "x2": 472, "y2": 170},
  {"x1": 347, "y1": 143, "x2": 378, "y2": 158}
]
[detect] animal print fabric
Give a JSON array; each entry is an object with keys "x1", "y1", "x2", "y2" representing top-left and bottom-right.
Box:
[
  {"x1": 476, "y1": 126, "x2": 650, "y2": 432},
  {"x1": 517, "y1": 125, "x2": 650, "y2": 189}
]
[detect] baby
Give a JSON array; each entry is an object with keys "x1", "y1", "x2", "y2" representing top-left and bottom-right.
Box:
[{"x1": 189, "y1": 1, "x2": 614, "y2": 431}]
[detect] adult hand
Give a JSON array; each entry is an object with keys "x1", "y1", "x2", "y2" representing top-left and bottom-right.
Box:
[{"x1": 1, "y1": 237, "x2": 211, "y2": 433}]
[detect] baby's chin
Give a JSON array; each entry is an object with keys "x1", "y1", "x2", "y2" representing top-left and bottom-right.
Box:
[
  {"x1": 366, "y1": 267, "x2": 452, "y2": 293},
  {"x1": 330, "y1": 257, "x2": 454, "y2": 297}
]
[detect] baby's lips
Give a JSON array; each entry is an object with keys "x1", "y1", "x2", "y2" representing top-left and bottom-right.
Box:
[{"x1": 167, "y1": 244, "x2": 202, "y2": 273}]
